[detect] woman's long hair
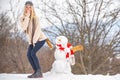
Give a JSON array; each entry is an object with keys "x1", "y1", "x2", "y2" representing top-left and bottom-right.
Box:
[
  {"x1": 23, "y1": 5, "x2": 36, "y2": 21},
  {"x1": 23, "y1": 5, "x2": 36, "y2": 33}
]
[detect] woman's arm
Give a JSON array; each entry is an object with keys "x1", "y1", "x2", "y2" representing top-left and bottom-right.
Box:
[
  {"x1": 20, "y1": 16, "x2": 30, "y2": 32},
  {"x1": 33, "y1": 17, "x2": 47, "y2": 45}
]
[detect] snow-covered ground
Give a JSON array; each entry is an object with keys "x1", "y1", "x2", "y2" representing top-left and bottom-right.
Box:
[{"x1": 0, "y1": 72, "x2": 120, "y2": 80}]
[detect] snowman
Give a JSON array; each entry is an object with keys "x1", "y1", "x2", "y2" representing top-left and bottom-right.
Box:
[{"x1": 51, "y1": 36, "x2": 75, "y2": 74}]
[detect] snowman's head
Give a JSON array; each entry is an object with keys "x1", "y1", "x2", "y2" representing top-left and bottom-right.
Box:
[{"x1": 55, "y1": 36, "x2": 68, "y2": 46}]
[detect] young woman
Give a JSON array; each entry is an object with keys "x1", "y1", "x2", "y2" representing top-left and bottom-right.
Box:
[{"x1": 20, "y1": 1, "x2": 47, "y2": 78}]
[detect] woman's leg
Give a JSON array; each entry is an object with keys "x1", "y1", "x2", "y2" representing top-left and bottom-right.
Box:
[
  {"x1": 27, "y1": 44, "x2": 36, "y2": 71},
  {"x1": 28, "y1": 40, "x2": 45, "y2": 78},
  {"x1": 31, "y1": 40, "x2": 46, "y2": 72}
]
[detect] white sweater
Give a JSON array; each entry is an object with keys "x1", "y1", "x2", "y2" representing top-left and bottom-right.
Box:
[{"x1": 20, "y1": 16, "x2": 47, "y2": 45}]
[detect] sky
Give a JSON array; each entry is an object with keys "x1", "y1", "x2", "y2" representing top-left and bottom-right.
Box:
[
  {"x1": 0, "y1": 0, "x2": 70, "y2": 28},
  {"x1": 0, "y1": 0, "x2": 119, "y2": 11},
  {"x1": 0, "y1": 0, "x2": 120, "y2": 28}
]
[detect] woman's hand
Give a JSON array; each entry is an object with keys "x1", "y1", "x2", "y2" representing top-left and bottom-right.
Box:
[
  {"x1": 25, "y1": 12, "x2": 30, "y2": 18},
  {"x1": 33, "y1": 43, "x2": 35, "y2": 47}
]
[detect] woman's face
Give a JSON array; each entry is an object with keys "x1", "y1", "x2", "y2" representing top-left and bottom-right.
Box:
[{"x1": 25, "y1": 5, "x2": 32, "y2": 13}]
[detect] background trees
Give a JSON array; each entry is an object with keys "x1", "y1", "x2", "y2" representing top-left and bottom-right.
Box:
[
  {"x1": 0, "y1": 0, "x2": 120, "y2": 75},
  {"x1": 40, "y1": 0, "x2": 120, "y2": 74}
]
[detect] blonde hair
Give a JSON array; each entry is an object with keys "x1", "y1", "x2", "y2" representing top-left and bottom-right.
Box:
[{"x1": 23, "y1": 5, "x2": 36, "y2": 21}]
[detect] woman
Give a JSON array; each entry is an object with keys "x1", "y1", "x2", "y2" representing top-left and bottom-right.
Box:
[{"x1": 20, "y1": 1, "x2": 47, "y2": 78}]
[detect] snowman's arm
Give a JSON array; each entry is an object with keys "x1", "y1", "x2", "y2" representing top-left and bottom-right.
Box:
[
  {"x1": 46, "y1": 38, "x2": 54, "y2": 49},
  {"x1": 71, "y1": 45, "x2": 83, "y2": 53}
]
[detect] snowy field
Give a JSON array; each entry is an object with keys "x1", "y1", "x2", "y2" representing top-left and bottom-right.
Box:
[{"x1": 0, "y1": 72, "x2": 120, "y2": 80}]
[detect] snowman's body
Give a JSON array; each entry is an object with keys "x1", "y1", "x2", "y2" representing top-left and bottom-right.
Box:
[
  {"x1": 51, "y1": 48, "x2": 71, "y2": 74},
  {"x1": 51, "y1": 36, "x2": 75, "y2": 74}
]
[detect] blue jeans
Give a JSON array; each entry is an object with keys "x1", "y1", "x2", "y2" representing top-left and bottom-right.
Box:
[{"x1": 27, "y1": 40, "x2": 45, "y2": 72}]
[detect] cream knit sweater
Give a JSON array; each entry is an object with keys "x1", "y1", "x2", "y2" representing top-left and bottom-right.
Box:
[{"x1": 20, "y1": 16, "x2": 47, "y2": 45}]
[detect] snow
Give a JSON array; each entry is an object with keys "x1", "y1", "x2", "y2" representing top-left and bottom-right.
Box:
[{"x1": 0, "y1": 72, "x2": 120, "y2": 80}]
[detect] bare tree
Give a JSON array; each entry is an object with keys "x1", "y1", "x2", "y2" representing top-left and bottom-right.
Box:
[
  {"x1": 6, "y1": 0, "x2": 28, "y2": 73},
  {"x1": 38, "y1": 0, "x2": 120, "y2": 74},
  {"x1": 0, "y1": 12, "x2": 12, "y2": 37},
  {"x1": 0, "y1": 0, "x2": 29, "y2": 73}
]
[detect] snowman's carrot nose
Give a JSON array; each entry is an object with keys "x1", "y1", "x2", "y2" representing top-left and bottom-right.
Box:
[{"x1": 58, "y1": 38, "x2": 61, "y2": 42}]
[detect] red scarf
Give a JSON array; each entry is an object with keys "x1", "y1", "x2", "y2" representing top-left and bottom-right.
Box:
[{"x1": 56, "y1": 43, "x2": 74, "y2": 59}]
